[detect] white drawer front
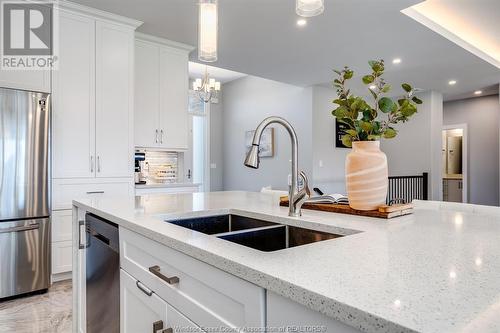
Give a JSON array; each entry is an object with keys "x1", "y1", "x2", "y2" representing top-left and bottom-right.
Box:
[
  {"x1": 121, "y1": 269, "x2": 202, "y2": 333},
  {"x1": 52, "y1": 179, "x2": 133, "y2": 210},
  {"x1": 120, "y1": 227, "x2": 265, "y2": 330},
  {"x1": 52, "y1": 240, "x2": 73, "y2": 274},
  {"x1": 52, "y1": 210, "x2": 73, "y2": 242}
]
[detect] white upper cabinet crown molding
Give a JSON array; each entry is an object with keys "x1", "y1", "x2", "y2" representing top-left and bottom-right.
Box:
[
  {"x1": 58, "y1": 0, "x2": 143, "y2": 29},
  {"x1": 135, "y1": 32, "x2": 194, "y2": 54}
]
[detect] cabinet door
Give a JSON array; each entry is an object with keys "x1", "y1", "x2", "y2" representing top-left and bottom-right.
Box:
[
  {"x1": 135, "y1": 41, "x2": 161, "y2": 148},
  {"x1": 159, "y1": 48, "x2": 189, "y2": 150},
  {"x1": 95, "y1": 21, "x2": 134, "y2": 178},
  {"x1": 121, "y1": 269, "x2": 168, "y2": 333},
  {"x1": 0, "y1": 68, "x2": 50, "y2": 93},
  {"x1": 52, "y1": 12, "x2": 95, "y2": 178}
]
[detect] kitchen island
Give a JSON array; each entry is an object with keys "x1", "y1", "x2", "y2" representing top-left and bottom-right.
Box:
[{"x1": 72, "y1": 191, "x2": 500, "y2": 333}]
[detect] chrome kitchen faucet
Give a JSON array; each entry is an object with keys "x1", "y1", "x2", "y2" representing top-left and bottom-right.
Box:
[{"x1": 244, "y1": 116, "x2": 310, "y2": 217}]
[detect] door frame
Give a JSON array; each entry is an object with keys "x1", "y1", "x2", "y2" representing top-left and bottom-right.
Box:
[
  {"x1": 442, "y1": 123, "x2": 468, "y2": 203},
  {"x1": 188, "y1": 102, "x2": 211, "y2": 192}
]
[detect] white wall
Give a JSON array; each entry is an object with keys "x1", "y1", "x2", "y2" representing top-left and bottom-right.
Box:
[
  {"x1": 381, "y1": 90, "x2": 443, "y2": 200},
  {"x1": 210, "y1": 94, "x2": 224, "y2": 191},
  {"x1": 311, "y1": 86, "x2": 350, "y2": 194},
  {"x1": 444, "y1": 94, "x2": 500, "y2": 206},
  {"x1": 311, "y1": 87, "x2": 443, "y2": 199},
  {"x1": 222, "y1": 76, "x2": 313, "y2": 191}
]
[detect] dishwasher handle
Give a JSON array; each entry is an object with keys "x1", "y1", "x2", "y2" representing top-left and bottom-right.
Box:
[{"x1": 148, "y1": 265, "x2": 179, "y2": 285}]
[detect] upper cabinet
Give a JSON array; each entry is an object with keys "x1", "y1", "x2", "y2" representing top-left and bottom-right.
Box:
[
  {"x1": 95, "y1": 21, "x2": 134, "y2": 178},
  {"x1": 134, "y1": 34, "x2": 193, "y2": 150},
  {"x1": 52, "y1": 11, "x2": 96, "y2": 179},
  {"x1": 52, "y1": 7, "x2": 141, "y2": 179},
  {"x1": 0, "y1": 68, "x2": 51, "y2": 93}
]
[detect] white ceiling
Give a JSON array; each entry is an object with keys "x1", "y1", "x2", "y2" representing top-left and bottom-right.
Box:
[
  {"x1": 188, "y1": 62, "x2": 246, "y2": 83},
  {"x1": 403, "y1": 0, "x2": 500, "y2": 69},
  {"x1": 71, "y1": 0, "x2": 500, "y2": 100}
]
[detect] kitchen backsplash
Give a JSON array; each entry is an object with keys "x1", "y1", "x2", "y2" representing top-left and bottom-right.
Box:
[{"x1": 141, "y1": 151, "x2": 179, "y2": 183}]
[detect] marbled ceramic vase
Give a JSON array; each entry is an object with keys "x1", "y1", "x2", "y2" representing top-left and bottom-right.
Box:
[{"x1": 345, "y1": 141, "x2": 388, "y2": 211}]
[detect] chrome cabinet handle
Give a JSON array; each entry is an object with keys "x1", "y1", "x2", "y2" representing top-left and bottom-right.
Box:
[
  {"x1": 0, "y1": 223, "x2": 39, "y2": 234},
  {"x1": 136, "y1": 280, "x2": 153, "y2": 296},
  {"x1": 97, "y1": 156, "x2": 101, "y2": 173},
  {"x1": 148, "y1": 265, "x2": 179, "y2": 285},
  {"x1": 160, "y1": 130, "x2": 164, "y2": 144},
  {"x1": 90, "y1": 156, "x2": 94, "y2": 173},
  {"x1": 86, "y1": 191, "x2": 104, "y2": 194},
  {"x1": 155, "y1": 129, "x2": 159, "y2": 143},
  {"x1": 78, "y1": 220, "x2": 87, "y2": 249}
]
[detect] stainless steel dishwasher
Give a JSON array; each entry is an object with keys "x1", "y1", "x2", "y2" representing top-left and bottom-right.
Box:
[{"x1": 85, "y1": 213, "x2": 120, "y2": 333}]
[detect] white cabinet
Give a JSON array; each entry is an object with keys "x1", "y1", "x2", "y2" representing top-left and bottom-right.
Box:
[
  {"x1": 52, "y1": 209, "x2": 73, "y2": 279},
  {"x1": 159, "y1": 48, "x2": 189, "y2": 150},
  {"x1": 120, "y1": 227, "x2": 265, "y2": 330},
  {"x1": 135, "y1": 40, "x2": 160, "y2": 148},
  {"x1": 121, "y1": 269, "x2": 168, "y2": 333},
  {"x1": 0, "y1": 68, "x2": 51, "y2": 93},
  {"x1": 121, "y1": 269, "x2": 202, "y2": 333},
  {"x1": 52, "y1": 11, "x2": 96, "y2": 179},
  {"x1": 134, "y1": 34, "x2": 193, "y2": 150},
  {"x1": 53, "y1": 11, "x2": 135, "y2": 179},
  {"x1": 95, "y1": 21, "x2": 134, "y2": 178},
  {"x1": 267, "y1": 292, "x2": 362, "y2": 333}
]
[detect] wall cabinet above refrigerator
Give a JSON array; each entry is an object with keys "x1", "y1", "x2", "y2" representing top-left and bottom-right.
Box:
[{"x1": 134, "y1": 33, "x2": 193, "y2": 150}]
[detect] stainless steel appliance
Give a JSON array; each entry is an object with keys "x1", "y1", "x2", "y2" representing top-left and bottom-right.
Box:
[
  {"x1": 0, "y1": 87, "x2": 50, "y2": 299},
  {"x1": 85, "y1": 213, "x2": 120, "y2": 333}
]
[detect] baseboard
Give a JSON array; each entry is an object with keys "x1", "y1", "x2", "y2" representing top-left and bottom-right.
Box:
[{"x1": 52, "y1": 271, "x2": 72, "y2": 283}]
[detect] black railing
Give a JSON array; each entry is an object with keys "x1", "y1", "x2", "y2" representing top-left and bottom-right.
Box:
[{"x1": 387, "y1": 172, "x2": 428, "y2": 204}]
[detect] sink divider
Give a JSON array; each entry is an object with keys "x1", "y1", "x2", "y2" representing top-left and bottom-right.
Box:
[{"x1": 213, "y1": 224, "x2": 285, "y2": 238}]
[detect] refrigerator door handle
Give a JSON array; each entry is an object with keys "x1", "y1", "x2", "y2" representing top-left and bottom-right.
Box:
[{"x1": 0, "y1": 222, "x2": 40, "y2": 234}]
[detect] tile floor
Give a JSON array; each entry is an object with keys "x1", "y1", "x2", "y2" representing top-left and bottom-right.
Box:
[{"x1": 0, "y1": 280, "x2": 72, "y2": 333}]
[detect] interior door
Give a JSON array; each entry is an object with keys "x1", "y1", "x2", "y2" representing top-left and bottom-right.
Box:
[
  {"x1": 447, "y1": 136, "x2": 462, "y2": 174},
  {"x1": 52, "y1": 12, "x2": 96, "y2": 179},
  {"x1": 134, "y1": 41, "x2": 161, "y2": 148},
  {"x1": 95, "y1": 21, "x2": 133, "y2": 178},
  {"x1": 159, "y1": 48, "x2": 189, "y2": 150}
]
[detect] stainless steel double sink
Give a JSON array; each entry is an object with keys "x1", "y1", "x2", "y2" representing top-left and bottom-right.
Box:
[{"x1": 166, "y1": 214, "x2": 343, "y2": 252}]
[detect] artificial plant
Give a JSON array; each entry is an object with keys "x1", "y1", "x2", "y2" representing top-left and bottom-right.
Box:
[{"x1": 332, "y1": 59, "x2": 422, "y2": 147}]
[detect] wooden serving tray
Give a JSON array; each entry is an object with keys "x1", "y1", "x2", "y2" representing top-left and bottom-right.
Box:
[{"x1": 279, "y1": 197, "x2": 413, "y2": 219}]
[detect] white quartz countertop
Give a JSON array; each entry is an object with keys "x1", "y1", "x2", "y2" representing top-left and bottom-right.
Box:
[{"x1": 73, "y1": 191, "x2": 500, "y2": 333}]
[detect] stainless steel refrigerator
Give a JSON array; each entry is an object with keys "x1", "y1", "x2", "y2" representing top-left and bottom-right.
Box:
[{"x1": 0, "y1": 87, "x2": 50, "y2": 299}]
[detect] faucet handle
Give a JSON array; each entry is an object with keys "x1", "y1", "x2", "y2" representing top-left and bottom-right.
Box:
[{"x1": 299, "y1": 171, "x2": 311, "y2": 198}]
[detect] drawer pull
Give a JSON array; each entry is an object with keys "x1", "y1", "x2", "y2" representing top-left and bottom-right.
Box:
[
  {"x1": 86, "y1": 191, "x2": 104, "y2": 194},
  {"x1": 153, "y1": 320, "x2": 163, "y2": 333},
  {"x1": 149, "y1": 265, "x2": 179, "y2": 285},
  {"x1": 136, "y1": 280, "x2": 153, "y2": 296}
]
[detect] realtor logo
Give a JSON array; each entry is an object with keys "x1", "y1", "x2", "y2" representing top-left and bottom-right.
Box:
[{"x1": 1, "y1": 1, "x2": 58, "y2": 70}]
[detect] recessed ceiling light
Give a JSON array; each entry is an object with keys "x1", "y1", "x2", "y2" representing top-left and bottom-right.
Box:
[
  {"x1": 448, "y1": 80, "x2": 457, "y2": 85},
  {"x1": 369, "y1": 85, "x2": 377, "y2": 90},
  {"x1": 297, "y1": 19, "x2": 307, "y2": 26},
  {"x1": 474, "y1": 90, "x2": 482, "y2": 95},
  {"x1": 392, "y1": 58, "x2": 401, "y2": 64}
]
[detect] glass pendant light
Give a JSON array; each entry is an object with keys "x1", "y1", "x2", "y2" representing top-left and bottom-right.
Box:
[
  {"x1": 198, "y1": 0, "x2": 218, "y2": 62},
  {"x1": 296, "y1": 0, "x2": 324, "y2": 17}
]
